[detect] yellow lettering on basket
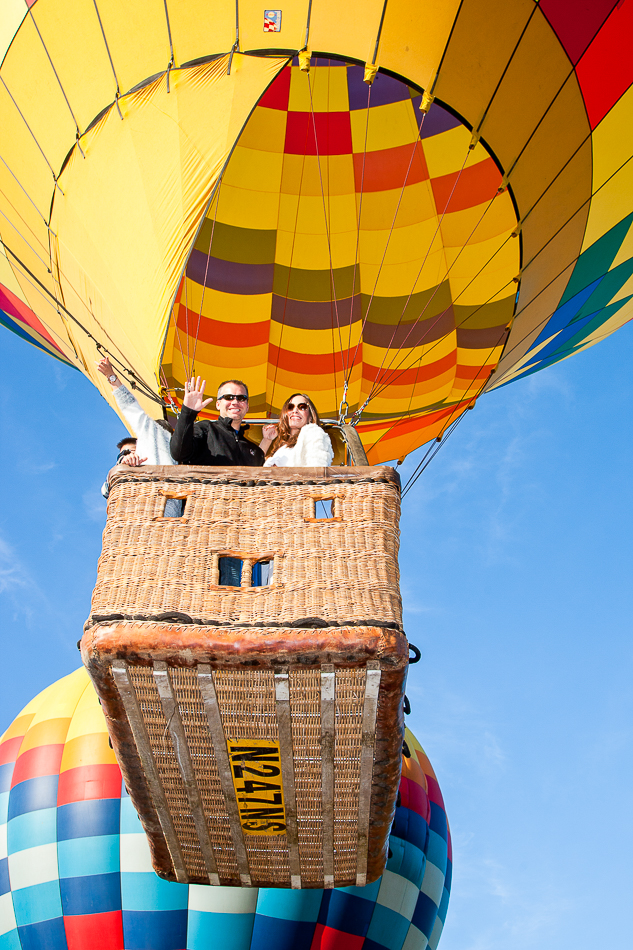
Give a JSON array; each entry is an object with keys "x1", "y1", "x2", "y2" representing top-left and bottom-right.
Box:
[{"x1": 227, "y1": 738, "x2": 287, "y2": 836}]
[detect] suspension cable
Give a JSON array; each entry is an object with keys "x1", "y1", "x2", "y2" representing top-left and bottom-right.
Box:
[
  {"x1": 366, "y1": 196, "x2": 511, "y2": 404},
  {"x1": 27, "y1": 6, "x2": 84, "y2": 152},
  {"x1": 345, "y1": 108, "x2": 429, "y2": 381},
  {"x1": 2, "y1": 237, "x2": 163, "y2": 403},
  {"x1": 398, "y1": 358, "x2": 498, "y2": 498},
  {"x1": 270, "y1": 72, "x2": 312, "y2": 412},
  {"x1": 361, "y1": 138, "x2": 476, "y2": 402},
  {"x1": 306, "y1": 62, "x2": 344, "y2": 407},
  {"x1": 344, "y1": 79, "x2": 372, "y2": 378},
  {"x1": 0, "y1": 76, "x2": 60, "y2": 184},
  {"x1": 190, "y1": 180, "x2": 223, "y2": 374}
]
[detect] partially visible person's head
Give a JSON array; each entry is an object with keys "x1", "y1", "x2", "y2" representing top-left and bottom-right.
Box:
[
  {"x1": 117, "y1": 437, "x2": 137, "y2": 452},
  {"x1": 155, "y1": 419, "x2": 173, "y2": 433},
  {"x1": 266, "y1": 394, "x2": 321, "y2": 457},
  {"x1": 216, "y1": 380, "x2": 249, "y2": 427}
]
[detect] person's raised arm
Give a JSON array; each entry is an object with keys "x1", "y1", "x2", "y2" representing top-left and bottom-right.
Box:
[
  {"x1": 96, "y1": 356, "x2": 122, "y2": 388},
  {"x1": 170, "y1": 377, "x2": 213, "y2": 462}
]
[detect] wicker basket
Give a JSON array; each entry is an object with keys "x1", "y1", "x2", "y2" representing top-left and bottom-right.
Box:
[{"x1": 81, "y1": 466, "x2": 407, "y2": 888}]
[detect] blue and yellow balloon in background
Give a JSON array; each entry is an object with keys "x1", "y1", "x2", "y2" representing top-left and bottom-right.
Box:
[{"x1": 0, "y1": 669, "x2": 451, "y2": 950}]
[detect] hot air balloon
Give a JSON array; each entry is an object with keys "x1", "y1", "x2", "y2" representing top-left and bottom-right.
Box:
[
  {"x1": 0, "y1": 669, "x2": 451, "y2": 950},
  {"x1": 0, "y1": 0, "x2": 631, "y2": 461},
  {"x1": 0, "y1": 0, "x2": 630, "y2": 937}
]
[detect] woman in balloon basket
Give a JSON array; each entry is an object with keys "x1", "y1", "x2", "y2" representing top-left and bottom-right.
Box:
[{"x1": 260, "y1": 393, "x2": 334, "y2": 467}]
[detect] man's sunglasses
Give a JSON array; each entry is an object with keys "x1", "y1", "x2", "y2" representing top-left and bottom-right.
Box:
[
  {"x1": 218, "y1": 393, "x2": 248, "y2": 403},
  {"x1": 288, "y1": 402, "x2": 309, "y2": 411}
]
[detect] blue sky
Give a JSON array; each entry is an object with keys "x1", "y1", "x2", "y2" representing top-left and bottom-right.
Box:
[{"x1": 0, "y1": 324, "x2": 631, "y2": 949}]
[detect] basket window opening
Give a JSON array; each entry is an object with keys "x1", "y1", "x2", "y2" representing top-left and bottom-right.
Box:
[
  {"x1": 315, "y1": 499, "x2": 335, "y2": 519},
  {"x1": 218, "y1": 557, "x2": 274, "y2": 587},
  {"x1": 163, "y1": 496, "x2": 185, "y2": 517},
  {"x1": 219, "y1": 557, "x2": 242, "y2": 586},
  {"x1": 252, "y1": 560, "x2": 274, "y2": 587}
]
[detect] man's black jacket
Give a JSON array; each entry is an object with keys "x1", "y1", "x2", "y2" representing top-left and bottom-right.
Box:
[{"x1": 170, "y1": 406, "x2": 265, "y2": 466}]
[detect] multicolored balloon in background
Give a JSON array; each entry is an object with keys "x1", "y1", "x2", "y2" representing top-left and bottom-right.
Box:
[{"x1": 0, "y1": 669, "x2": 451, "y2": 950}]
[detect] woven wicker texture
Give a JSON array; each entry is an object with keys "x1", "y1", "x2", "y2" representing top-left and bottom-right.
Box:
[
  {"x1": 89, "y1": 466, "x2": 401, "y2": 629},
  {"x1": 110, "y1": 661, "x2": 385, "y2": 887},
  {"x1": 127, "y1": 666, "x2": 207, "y2": 880},
  {"x1": 84, "y1": 466, "x2": 404, "y2": 887}
]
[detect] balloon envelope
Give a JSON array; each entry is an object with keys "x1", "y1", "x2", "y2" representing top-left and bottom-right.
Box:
[
  {"x1": 0, "y1": 668, "x2": 451, "y2": 949},
  {"x1": 1, "y1": 0, "x2": 631, "y2": 460}
]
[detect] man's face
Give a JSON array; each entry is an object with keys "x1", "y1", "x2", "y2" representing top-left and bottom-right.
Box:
[
  {"x1": 216, "y1": 383, "x2": 249, "y2": 427},
  {"x1": 119, "y1": 440, "x2": 137, "y2": 455}
]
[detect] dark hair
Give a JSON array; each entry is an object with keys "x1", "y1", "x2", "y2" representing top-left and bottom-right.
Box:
[
  {"x1": 116, "y1": 437, "x2": 137, "y2": 450},
  {"x1": 217, "y1": 379, "x2": 248, "y2": 398},
  {"x1": 155, "y1": 419, "x2": 173, "y2": 432},
  {"x1": 266, "y1": 394, "x2": 321, "y2": 458}
]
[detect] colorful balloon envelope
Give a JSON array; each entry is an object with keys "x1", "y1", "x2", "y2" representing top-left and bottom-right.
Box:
[
  {"x1": 0, "y1": 0, "x2": 631, "y2": 462},
  {"x1": 0, "y1": 668, "x2": 451, "y2": 949}
]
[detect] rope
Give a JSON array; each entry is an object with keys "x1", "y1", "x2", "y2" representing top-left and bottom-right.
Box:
[
  {"x1": 346, "y1": 3, "x2": 589, "y2": 425},
  {"x1": 361, "y1": 140, "x2": 475, "y2": 403},
  {"x1": 91, "y1": 0, "x2": 122, "y2": 110},
  {"x1": 0, "y1": 256, "x2": 84, "y2": 356},
  {"x1": 304, "y1": 0, "x2": 313, "y2": 49},
  {"x1": 345, "y1": 108, "x2": 429, "y2": 382},
  {"x1": 1, "y1": 237, "x2": 164, "y2": 404},
  {"x1": 0, "y1": 184, "x2": 50, "y2": 258},
  {"x1": 471, "y1": 4, "x2": 538, "y2": 144},
  {"x1": 163, "y1": 0, "x2": 175, "y2": 91},
  {"x1": 190, "y1": 181, "x2": 223, "y2": 374},
  {"x1": 27, "y1": 6, "x2": 84, "y2": 151},
  {"x1": 306, "y1": 63, "x2": 344, "y2": 406},
  {"x1": 0, "y1": 76, "x2": 59, "y2": 183},
  {"x1": 363, "y1": 304, "x2": 512, "y2": 464},
  {"x1": 366, "y1": 184, "x2": 507, "y2": 403},
  {"x1": 371, "y1": 0, "x2": 389, "y2": 65},
  {"x1": 0, "y1": 205, "x2": 51, "y2": 271},
  {"x1": 491, "y1": 150, "x2": 633, "y2": 384},
  {"x1": 399, "y1": 359, "x2": 496, "y2": 498},
  {"x1": 269, "y1": 77, "x2": 312, "y2": 412},
  {"x1": 344, "y1": 79, "x2": 372, "y2": 378},
  {"x1": 0, "y1": 152, "x2": 48, "y2": 225},
  {"x1": 374, "y1": 143, "x2": 633, "y2": 402},
  {"x1": 183, "y1": 250, "x2": 191, "y2": 377}
]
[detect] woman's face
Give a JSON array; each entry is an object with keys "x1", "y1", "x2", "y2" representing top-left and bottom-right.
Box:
[{"x1": 286, "y1": 395, "x2": 311, "y2": 430}]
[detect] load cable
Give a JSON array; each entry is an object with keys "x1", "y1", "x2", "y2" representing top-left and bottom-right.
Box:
[
  {"x1": 27, "y1": 5, "x2": 84, "y2": 154},
  {"x1": 269, "y1": 75, "x2": 313, "y2": 412},
  {"x1": 398, "y1": 354, "x2": 500, "y2": 498},
  {"x1": 359, "y1": 139, "x2": 476, "y2": 404},
  {"x1": 306, "y1": 63, "x2": 344, "y2": 405},
  {"x1": 345, "y1": 108, "x2": 429, "y2": 383},
  {"x1": 190, "y1": 181, "x2": 223, "y2": 376},
  {"x1": 344, "y1": 80, "x2": 372, "y2": 378},
  {"x1": 1, "y1": 237, "x2": 163, "y2": 404},
  {"x1": 91, "y1": 0, "x2": 123, "y2": 111},
  {"x1": 0, "y1": 76, "x2": 61, "y2": 185}
]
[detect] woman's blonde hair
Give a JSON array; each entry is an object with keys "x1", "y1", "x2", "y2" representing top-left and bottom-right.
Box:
[{"x1": 265, "y1": 394, "x2": 322, "y2": 458}]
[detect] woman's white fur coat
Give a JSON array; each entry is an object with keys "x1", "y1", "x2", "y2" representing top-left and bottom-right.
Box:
[{"x1": 264, "y1": 424, "x2": 334, "y2": 467}]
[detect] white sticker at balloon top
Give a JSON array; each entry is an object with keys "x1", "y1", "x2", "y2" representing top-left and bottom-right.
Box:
[{"x1": 264, "y1": 10, "x2": 282, "y2": 31}]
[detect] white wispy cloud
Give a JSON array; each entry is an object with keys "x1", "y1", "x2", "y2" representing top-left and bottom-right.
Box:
[
  {"x1": 0, "y1": 533, "x2": 48, "y2": 624},
  {"x1": 0, "y1": 535, "x2": 29, "y2": 594},
  {"x1": 17, "y1": 459, "x2": 57, "y2": 475}
]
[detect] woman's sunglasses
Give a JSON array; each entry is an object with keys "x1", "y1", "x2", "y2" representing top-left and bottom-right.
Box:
[
  {"x1": 218, "y1": 393, "x2": 248, "y2": 402},
  {"x1": 287, "y1": 402, "x2": 309, "y2": 411}
]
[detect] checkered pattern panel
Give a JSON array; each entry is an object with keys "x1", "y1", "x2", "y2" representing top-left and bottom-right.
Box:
[{"x1": 0, "y1": 676, "x2": 452, "y2": 949}]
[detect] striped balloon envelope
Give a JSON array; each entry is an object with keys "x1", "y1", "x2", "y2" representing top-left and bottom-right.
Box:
[
  {"x1": 164, "y1": 57, "x2": 518, "y2": 462},
  {"x1": 0, "y1": 668, "x2": 451, "y2": 950},
  {"x1": 1, "y1": 0, "x2": 632, "y2": 463}
]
